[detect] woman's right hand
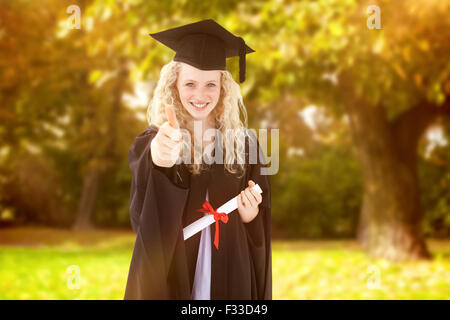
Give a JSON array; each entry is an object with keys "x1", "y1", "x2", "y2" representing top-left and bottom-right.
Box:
[{"x1": 150, "y1": 105, "x2": 183, "y2": 168}]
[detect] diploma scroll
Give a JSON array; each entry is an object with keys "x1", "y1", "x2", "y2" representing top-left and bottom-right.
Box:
[{"x1": 183, "y1": 184, "x2": 263, "y2": 241}]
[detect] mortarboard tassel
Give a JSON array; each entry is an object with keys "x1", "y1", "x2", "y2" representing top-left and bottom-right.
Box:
[{"x1": 237, "y1": 36, "x2": 246, "y2": 83}]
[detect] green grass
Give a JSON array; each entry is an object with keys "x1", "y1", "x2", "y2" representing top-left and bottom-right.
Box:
[
  {"x1": 273, "y1": 240, "x2": 450, "y2": 299},
  {"x1": 0, "y1": 227, "x2": 449, "y2": 299},
  {"x1": 0, "y1": 227, "x2": 134, "y2": 300}
]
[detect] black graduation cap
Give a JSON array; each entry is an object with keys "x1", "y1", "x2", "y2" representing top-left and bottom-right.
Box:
[{"x1": 149, "y1": 19, "x2": 254, "y2": 83}]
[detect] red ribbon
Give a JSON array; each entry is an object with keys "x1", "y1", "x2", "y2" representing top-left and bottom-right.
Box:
[{"x1": 197, "y1": 200, "x2": 228, "y2": 250}]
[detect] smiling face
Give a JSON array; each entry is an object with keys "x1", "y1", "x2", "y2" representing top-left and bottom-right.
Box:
[{"x1": 176, "y1": 62, "x2": 222, "y2": 122}]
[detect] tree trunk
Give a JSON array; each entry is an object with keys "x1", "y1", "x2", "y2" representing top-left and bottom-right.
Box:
[
  {"x1": 72, "y1": 60, "x2": 130, "y2": 230},
  {"x1": 73, "y1": 168, "x2": 101, "y2": 230},
  {"x1": 338, "y1": 70, "x2": 443, "y2": 261}
]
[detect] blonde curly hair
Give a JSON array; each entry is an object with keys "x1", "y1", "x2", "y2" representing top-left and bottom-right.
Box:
[{"x1": 147, "y1": 61, "x2": 250, "y2": 176}]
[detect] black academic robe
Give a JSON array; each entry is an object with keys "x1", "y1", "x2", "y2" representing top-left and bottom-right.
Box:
[{"x1": 124, "y1": 124, "x2": 271, "y2": 300}]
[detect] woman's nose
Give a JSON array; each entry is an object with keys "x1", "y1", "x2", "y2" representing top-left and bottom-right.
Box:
[{"x1": 192, "y1": 88, "x2": 209, "y2": 100}]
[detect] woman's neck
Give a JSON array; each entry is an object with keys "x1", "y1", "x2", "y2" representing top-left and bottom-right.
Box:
[
  {"x1": 187, "y1": 115, "x2": 215, "y2": 133},
  {"x1": 187, "y1": 115, "x2": 216, "y2": 149}
]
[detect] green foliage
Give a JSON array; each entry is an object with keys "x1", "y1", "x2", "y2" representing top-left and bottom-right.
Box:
[
  {"x1": 273, "y1": 144, "x2": 363, "y2": 238},
  {"x1": 419, "y1": 160, "x2": 450, "y2": 237}
]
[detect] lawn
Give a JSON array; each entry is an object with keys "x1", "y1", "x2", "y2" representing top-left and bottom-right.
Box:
[{"x1": 0, "y1": 227, "x2": 449, "y2": 299}]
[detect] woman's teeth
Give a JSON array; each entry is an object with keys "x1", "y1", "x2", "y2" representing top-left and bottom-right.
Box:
[{"x1": 190, "y1": 102, "x2": 209, "y2": 109}]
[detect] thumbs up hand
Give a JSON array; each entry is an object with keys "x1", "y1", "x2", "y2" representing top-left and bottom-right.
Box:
[
  {"x1": 150, "y1": 105, "x2": 183, "y2": 168},
  {"x1": 165, "y1": 104, "x2": 180, "y2": 129}
]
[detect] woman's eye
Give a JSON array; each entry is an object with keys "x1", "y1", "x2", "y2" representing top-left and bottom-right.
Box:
[
  {"x1": 186, "y1": 83, "x2": 194, "y2": 87},
  {"x1": 207, "y1": 83, "x2": 216, "y2": 87}
]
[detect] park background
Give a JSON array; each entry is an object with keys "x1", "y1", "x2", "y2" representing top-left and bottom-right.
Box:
[{"x1": 1, "y1": 0, "x2": 450, "y2": 299}]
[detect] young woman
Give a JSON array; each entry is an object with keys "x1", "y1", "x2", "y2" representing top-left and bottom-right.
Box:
[{"x1": 124, "y1": 19, "x2": 271, "y2": 300}]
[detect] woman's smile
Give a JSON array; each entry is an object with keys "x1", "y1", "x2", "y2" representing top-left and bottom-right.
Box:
[{"x1": 190, "y1": 102, "x2": 209, "y2": 110}]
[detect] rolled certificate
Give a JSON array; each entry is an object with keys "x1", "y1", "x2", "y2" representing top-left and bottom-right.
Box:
[{"x1": 183, "y1": 184, "x2": 263, "y2": 241}]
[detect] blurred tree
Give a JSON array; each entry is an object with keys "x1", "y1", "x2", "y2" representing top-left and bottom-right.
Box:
[
  {"x1": 335, "y1": 1, "x2": 450, "y2": 261},
  {"x1": 235, "y1": 0, "x2": 450, "y2": 260},
  {"x1": 0, "y1": 0, "x2": 79, "y2": 225}
]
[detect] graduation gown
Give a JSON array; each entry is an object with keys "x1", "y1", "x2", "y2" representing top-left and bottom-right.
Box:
[{"x1": 124, "y1": 124, "x2": 271, "y2": 300}]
